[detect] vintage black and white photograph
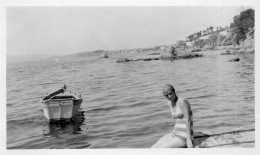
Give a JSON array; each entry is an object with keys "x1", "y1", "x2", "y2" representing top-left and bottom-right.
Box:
[{"x1": 5, "y1": 1, "x2": 256, "y2": 150}]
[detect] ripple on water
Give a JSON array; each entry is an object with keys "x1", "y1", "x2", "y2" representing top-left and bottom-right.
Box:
[{"x1": 6, "y1": 51, "x2": 254, "y2": 148}]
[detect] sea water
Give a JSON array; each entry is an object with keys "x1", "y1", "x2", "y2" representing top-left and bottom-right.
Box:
[{"x1": 6, "y1": 50, "x2": 254, "y2": 148}]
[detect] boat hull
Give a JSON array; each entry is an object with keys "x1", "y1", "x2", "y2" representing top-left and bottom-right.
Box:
[{"x1": 41, "y1": 98, "x2": 82, "y2": 123}]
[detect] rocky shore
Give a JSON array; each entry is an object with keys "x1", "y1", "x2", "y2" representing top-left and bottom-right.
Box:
[
  {"x1": 71, "y1": 37, "x2": 254, "y2": 64},
  {"x1": 116, "y1": 47, "x2": 204, "y2": 63}
]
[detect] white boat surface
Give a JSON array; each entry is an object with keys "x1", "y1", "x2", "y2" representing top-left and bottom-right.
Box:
[{"x1": 41, "y1": 85, "x2": 83, "y2": 123}]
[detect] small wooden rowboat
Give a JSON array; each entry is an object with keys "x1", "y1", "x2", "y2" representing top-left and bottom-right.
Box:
[{"x1": 41, "y1": 85, "x2": 83, "y2": 123}]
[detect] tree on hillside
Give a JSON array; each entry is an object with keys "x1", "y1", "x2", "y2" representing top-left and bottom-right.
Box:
[
  {"x1": 233, "y1": 15, "x2": 242, "y2": 29},
  {"x1": 231, "y1": 8, "x2": 254, "y2": 44},
  {"x1": 188, "y1": 34, "x2": 194, "y2": 41},
  {"x1": 222, "y1": 33, "x2": 234, "y2": 46},
  {"x1": 194, "y1": 39, "x2": 206, "y2": 48},
  {"x1": 197, "y1": 31, "x2": 201, "y2": 38},
  {"x1": 240, "y1": 8, "x2": 254, "y2": 31},
  {"x1": 203, "y1": 30, "x2": 206, "y2": 36},
  {"x1": 209, "y1": 33, "x2": 218, "y2": 46},
  {"x1": 230, "y1": 22, "x2": 235, "y2": 28},
  {"x1": 209, "y1": 26, "x2": 214, "y2": 33}
]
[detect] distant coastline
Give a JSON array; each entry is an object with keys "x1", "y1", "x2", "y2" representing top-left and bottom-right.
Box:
[{"x1": 7, "y1": 54, "x2": 61, "y2": 64}]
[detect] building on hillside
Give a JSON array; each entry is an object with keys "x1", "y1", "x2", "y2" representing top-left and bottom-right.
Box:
[
  {"x1": 219, "y1": 30, "x2": 228, "y2": 36},
  {"x1": 176, "y1": 40, "x2": 186, "y2": 48},
  {"x1": 185, "y1": 41, "x2": 194, "y2": 47},
  {"x1": 219, "y1": 27, "x2": 232, "y2": 36},
  {"x1": 199, "y1": 35, "x2": 209, "y2": 40}
]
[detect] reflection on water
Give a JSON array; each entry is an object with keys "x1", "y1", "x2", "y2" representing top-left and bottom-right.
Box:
[
  {"x1": 42, "y1": 111, "x2": 92, "y2": 149},
  {"x1": 42, "y1": 111, "x2": 86, "y2": 137}
]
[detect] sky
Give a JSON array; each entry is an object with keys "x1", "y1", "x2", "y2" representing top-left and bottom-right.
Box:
[{"x1": 7, "y1": 6, "x2": 252, "y2": 56}]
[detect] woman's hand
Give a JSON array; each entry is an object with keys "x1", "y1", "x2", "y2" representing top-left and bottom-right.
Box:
[{"x1": 187, "y1": 138, "x2": 193, "y2": 148}]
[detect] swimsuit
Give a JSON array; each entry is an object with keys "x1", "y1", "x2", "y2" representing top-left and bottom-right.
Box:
[{"x1": 168, "y1": 98, "x2": 194, "y2": 142}]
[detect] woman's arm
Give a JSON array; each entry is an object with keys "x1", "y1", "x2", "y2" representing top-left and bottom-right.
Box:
[{"x1": 180, "y1": 99, "x2": 193, "y2": 148}]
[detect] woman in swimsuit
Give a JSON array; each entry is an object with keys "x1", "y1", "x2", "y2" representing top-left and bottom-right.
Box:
[{"x1": 151, "y1": 84, "x2": 193, "y2": 148}]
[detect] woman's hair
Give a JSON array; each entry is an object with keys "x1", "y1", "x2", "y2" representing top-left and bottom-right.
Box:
[
  {"x1": 163, "y1": 84, "x2": 175, "y2": 93},
  {"x1": 169, "y1": 85, "x2": 176, "y2": 93}
]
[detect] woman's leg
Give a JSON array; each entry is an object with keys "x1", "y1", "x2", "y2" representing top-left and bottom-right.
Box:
[
  {"x1": 151, "y1": 133, "x2": 186, "y2": 148},
  {"x1": 151, "y1": 133, "x2": 171, "y2": 148}
]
